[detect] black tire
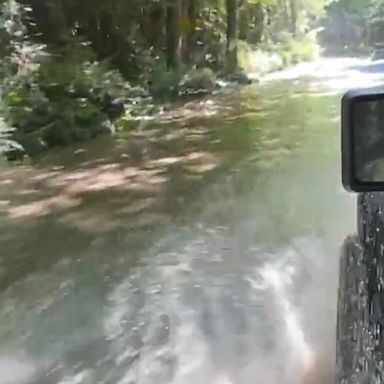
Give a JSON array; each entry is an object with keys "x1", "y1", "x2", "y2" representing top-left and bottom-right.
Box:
[{"x1": 336, "y1": 236, "x2": 376, "y2": 384}]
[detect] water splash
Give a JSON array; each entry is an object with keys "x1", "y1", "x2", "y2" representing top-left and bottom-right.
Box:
[{"x1": 102, "y1": 230, "x2": 327, "y2": 384}]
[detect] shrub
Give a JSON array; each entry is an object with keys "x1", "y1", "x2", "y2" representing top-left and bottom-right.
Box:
[
  {"x1": 2, "y1": 57, "x2": 129, "y2": 152},
  {"x1": 148, "y1": 64, "x2": 183, "y2": 99},
  {"x1": 179, "y1": 67, "x2": 216, "y2": 95},
  {"x1": 244, "y1": 31, "x2": 320, "y2": 73},
  {"x1": 279, "y1": 31, "x2": 320, "y2": 65}
]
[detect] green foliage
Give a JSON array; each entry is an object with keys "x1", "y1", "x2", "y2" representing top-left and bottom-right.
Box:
[
  {"x1": 196, "y1": 4, "x2": 228, "y2": 70},
  {"x1": 148, "y1": 65, "x2": 216, "y2": 99},
  {"x1": 321, "y1": 0, "x2": 383, "y2": 51},
  {"x1": 279, "y1": 31, "x2": 320, "y2": 64},
  {"x1": 2, "y1": 57, "x2": 128, "y2": 148},
  {"x1": 0, "y1": 0, "x2": 329, "y2": 156},
  {"x1": 148, "y1": 64, "x2": 183, "y2": 99},
  {"x1": 180, "y1": 67, "x2": 216, "y2": 94},
  {"x1": 238, "y1": 31, "x2": 319, "y2": 73}
]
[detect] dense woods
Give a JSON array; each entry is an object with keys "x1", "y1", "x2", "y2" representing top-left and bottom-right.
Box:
[
  {"x1": 321, "y1": 0, "x2": 384, "y2": 53},
  {"x1": 0, "y1": 0, "x2": 364, "y2": 158}
]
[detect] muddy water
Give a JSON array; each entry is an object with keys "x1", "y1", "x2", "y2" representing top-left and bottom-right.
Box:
[{"x1": 0, "y1": 58, "x2": 372, "y2": 384}]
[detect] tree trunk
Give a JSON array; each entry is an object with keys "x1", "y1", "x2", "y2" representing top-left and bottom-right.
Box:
[
  {"x1": 26, "y1": 0, "x2": 69, "y2": 47},
  {"x1": 239, "y1": 2, "x2": 250, "y2": 40},
  {"x1": 289, "y1": 0, "x2": 298, "y2": 36},
  {"x1": 165, "y1": 0, "x2": 182, "y2": 70},
  {"x1": 141, "y1": 2, "x2": 165, "y2": 51},
  {"x1": 183, "y1": 0, "x2": 197, "y2": 66},
  {"x1": 226, "y1": 0, "x2": 238, "y2": 73}
]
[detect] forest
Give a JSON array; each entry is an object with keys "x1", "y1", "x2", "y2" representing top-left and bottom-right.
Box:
[
  {"x1": 0, "y1": 0, "x2": 382, "y2": 158},
  {"x1": 322, "y1": 0, "x2": 384, "y2": 53}
]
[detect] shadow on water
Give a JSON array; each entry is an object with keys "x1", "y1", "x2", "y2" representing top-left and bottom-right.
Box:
[
  {"x1": 0, "y1": 67, "x2": 354, "y2": 384},
  {"x1": 0, "y1": 92, "x2": 274, "y2": 290}
]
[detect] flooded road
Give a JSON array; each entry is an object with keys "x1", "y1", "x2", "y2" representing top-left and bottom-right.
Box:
[{"x1": 0, "y1": 58, "x2": 377, "y2": 384}]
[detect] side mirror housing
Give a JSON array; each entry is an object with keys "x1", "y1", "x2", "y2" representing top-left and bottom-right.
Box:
[{"x1": 342, "y1": 88, "x2": 384, "y2": 192}]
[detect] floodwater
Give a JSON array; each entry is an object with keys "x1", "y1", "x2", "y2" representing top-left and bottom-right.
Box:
[{"x1": 0, "y1": 58, "x2": 378, "y2": 384}]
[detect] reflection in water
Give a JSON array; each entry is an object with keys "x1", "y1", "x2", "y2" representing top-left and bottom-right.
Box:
[{"x1": 0, "y1": 58, "x2": 357, "y2": 384}]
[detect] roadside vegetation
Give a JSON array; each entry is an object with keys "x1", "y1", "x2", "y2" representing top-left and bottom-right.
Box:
[
  {"x1": 321, "y1": 0, "x2": 384, "y2": 55},
  {"x1": 0, "y1": 0, "x2": 333, "y2": 158}
]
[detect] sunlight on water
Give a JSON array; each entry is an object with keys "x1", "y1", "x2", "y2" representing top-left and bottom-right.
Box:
[{"x1": 264, "y1": 58, "x2": 384, "y2": 91}]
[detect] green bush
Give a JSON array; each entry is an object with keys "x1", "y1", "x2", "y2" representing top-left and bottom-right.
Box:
[
  {"x1": 2, "y1": 57, "x2": 129, "y2": 152},
  {"x1": 148, "y1": 65, "x2": 216, "y2": 99},
  {"x1": 148, "y1": 64, "x2": 183, "y2": 99},
  {"x1": 279, "y1": 31, "x2": 320, "y2": 65},
  {"x1": 244, "y1": 31, "x2": 320, "y2": 72}
]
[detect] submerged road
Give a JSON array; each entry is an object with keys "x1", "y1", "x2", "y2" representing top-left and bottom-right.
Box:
[{"x1": 0, "y1": 58, "x2": 382, "y2": 384}]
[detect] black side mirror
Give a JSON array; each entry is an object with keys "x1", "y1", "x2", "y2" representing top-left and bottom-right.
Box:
[{"x1": 342, "y1": 88, "x2": 384, "y2": 192}]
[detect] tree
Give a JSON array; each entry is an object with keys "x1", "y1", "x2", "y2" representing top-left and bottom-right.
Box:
[
  {"x1": 165, "y1": 0, "x2": 182, "y2": 69},
  {"x1": 321, "y1": 0, "x2": 382, "y2": 50},
  {"x1": 226, "y1": 0, "x2": 239, "y2": 72},
  {"x1": 183, "y1": 0, "x2": 198, "y2": 65},
  {"x1": 289, "y1": 0, "x2": 298, "y2": 35},
  {"x1": 0, "y1": 0, "x2": 330, "y2": 154}
]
